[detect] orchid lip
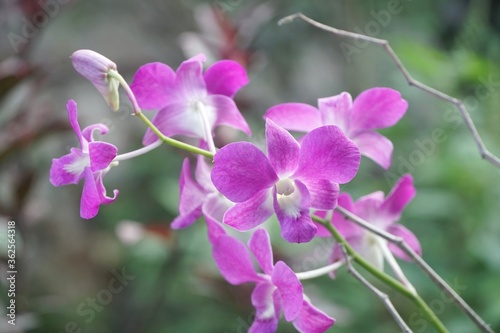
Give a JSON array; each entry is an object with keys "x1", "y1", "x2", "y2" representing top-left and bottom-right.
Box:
[
  {"x1": 64, "y1": 154, "x2": 90, "y2": 175},
  {"x1": 276, "y1": 178, "x2": 301, "y2": 218}
]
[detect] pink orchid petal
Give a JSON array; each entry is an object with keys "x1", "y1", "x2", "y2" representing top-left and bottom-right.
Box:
[
  {"x1": 352, "y1": 131, "x2": 393, "y2": 170},
  {"x1": 212, "y1": 235, "x2": 260, "y2": 285},
  {"x1": 294, "y1": 126, "x2": 360, "y2": 184},
  {"x1": 387, "y1": 224, "x2": 422, "y2": 261},
  {"x1": 142, "y1": 101, "x2": 204, "y2": 145},
  {"x1": 175, "y1": 54, "x2": 207, "y2": 101},
  {"x1": 50, "y1": 148, "x2": 87, "y2": 186},
  {"x1": 299, "y1": 178, "x2": 339, "y2": 210},
  {"x1": 130, "y1": 62, "x2": 176, "y2": 110},
  {"x1": 177, "y1": 159, "x2": 206, "y2": 215},
  {"x1": 274, "y1": 180, "x2": 317, "y2": 244},
  {"x1": 349, "y1": 87, "x2": 408, "y2": 134},
  {"x1": 88, "y1": 142, "x2": 117, "y2": 172},
  {"x1": 292, "y1": 299, "x2": 335, "y2": 333},
  {"x1": 332, "y1": 193, "x2": 363, "y2": 239},
  {"x1": 204, "y1": 214, "x2": 227, "y2": 245},
  {"x1": 249, "y1": 283, "x2": 280, "y2": 333},
  {"x1": 80, "y1": 168, "x2": 100, "y2": 219},
  {"x1": 264, "y1": 103, "x2": 322, "y2": 132},
  {"x1": 66, "y1": 100, "x2": 85, "y2": 148},
  {"x1": 206, "y1": 94, "x2": 252, "y2": 136},
  {"x1": 379, "y1": 174, "x2": 416, "y2": 227},
  {"x1": 223, "y1": 189, "x2": 273, "y2": 231},
  {"x1": 249, "y1": 229, "x2": 274, "y2": 276},
  {"x1": 317, "y1": 92, "x2": 353, "y2": 133},
  {"x1": 266, "y1": 119, "x2": 300, "y2": 177},
  {"x1": 82, "y1": 124, "x2": 109, "y2": 143},
  {"x1": 204, "y1": 60, "x2": 249, "y2": 98},
  {"x1": 170, "y1": 208, "x2": 202, "y2": 230},
  {"x1": 94, "y1": 172, "x2": 118, "y2": 204},
  {"x1": 272, "y1": 261, "x2": 303, "y2": 321},
  {"x1": 313, "y1": 210, "x2": 331, "y2": 238},
  {"x1": 354, "y1": 191, "x2": 385, "y2": 222},
  {"x1": 211, "y1": 142, "x2": 278, "y2": 202}
]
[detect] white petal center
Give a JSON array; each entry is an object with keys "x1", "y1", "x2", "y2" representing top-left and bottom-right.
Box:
[
  {"x1": 276, "y1": 178, "x2": 301, "y2": 218},
  {"x1": 64, "y1": 154, "x2": 90, "y2": 175}
]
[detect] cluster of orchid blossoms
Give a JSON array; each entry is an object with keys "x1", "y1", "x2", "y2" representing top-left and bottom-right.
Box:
[{"x1": 50, "y1": 49, "x2": 421, "y2": 333}]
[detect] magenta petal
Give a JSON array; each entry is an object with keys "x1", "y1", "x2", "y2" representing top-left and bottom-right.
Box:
[
  {"x1": 205, "y1": 214, "x2": 227, "y2": 245},
  {"x1": 317, "y1": 92, "x2": 353, "y2": 132},
  {"x1": 177, "y1": 159, "x2": 206, "y2": 215},
  {"x1": 313, "y1": 211, "x2": 331, "y2": 238},
  {"x1": 379, "y1": 174, "x2": 416, "y2": 227},
  {"x1": 264, "y1": 103, "x2": 322, "y2": 133},
  {"x1": 204, "y1": 60, "x2": 249, "y2": 98},
  {"x1": 332, "y1": 193, "x2": 363, "y2": 239},
  {"x1": 212, "y1": 235, "x2": 259, "y2": 285},
  {"x1": 130, "y1": 62, "x2": 176, "y2": 110},
  {"x1": 88, "y1": 142, "x2": 117, "y2": 172},
  {"x1": 352, "y1": 131, "x2": 393, "y2": 170},
  {"x1": 387, "y1": 224, "x2": 421, "y2": 261},
  {"x1": 272, "y1": 261, "x2": 303, "y2": 321},
  {"x1": 66, "y1": 100, "x2": 84, "y2": 148},
  {"x1": 274, "y1": 180, "x2": 317, "y2": 244},
  {"x1": 293, "y1": 299, "x2": 335, "y2": 333},
  {"x1": 294, "y1": 126, "x2": 360, "y2": 184},
  {"x1": 207, "y1": 95, "x2": 252, "y2": 136},
  {"x1": 211, "y1": 142, "x2": 278, "y2": 202},
  {"x1": 50, "y1": 149, "x2": 87, "y2": 186},
  {"x1": 349, "y1": 87, "x2": 408, "y2": 134},
  {"x1": 354, "y1": 191, "x2": 385, "y2": 222},
  {"x1": 80, "y1": 168, "x2": 100, "y2": 219},
  {"x1": 175, "y1": 54, "x2": 207, "y2": 100},
  {"x1": 223, "y1": 189, "x2": 273, "y2": 231},
  {"x1": 171, "y1": 209, "x2": 202, "y2": 229},
  {"x1": 299, "y1": 178, "x2": 339, "y2": 210},
  {"x1": 249, "y1": 283, "x2": 280, "y2": 333},
  {"x1": 266, "y1": 119, "x2": 300, "y2": 177},
  {"x1": 195, "y1": 155, "x2": 216, "y2": 192},
  {"x1": 94, "y1": 172, "x2": 118, "y2": 204},
  {"x1": 81, "y1": 124, "x2": 109, "y2": 143},
  {"x1": 202, "y1": 193, "x2": 233, "y2": 224},
  {"x1": 249, "y1": 229, "x2": 274, "y2": 276}
]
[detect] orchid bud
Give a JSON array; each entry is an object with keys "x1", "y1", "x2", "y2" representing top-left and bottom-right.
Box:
[{"x1": 71, "y1": 49, "x2": 120, "y2": 111}]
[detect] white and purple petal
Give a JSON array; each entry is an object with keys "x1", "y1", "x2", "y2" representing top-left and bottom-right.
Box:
[
  {"x1": 206, "y1": 94, "x2": 251, "y2": 136},
  {"x1": 317, "y1": 92, "x2": 353, "y2": 132},
  {"x1": 248, "y1": 229, "x2": 274, "y2": 276},
  {"x1": 387, "y1": 224, "x2": 421, "y2": 261},
  {"x1": 80, "y1": 167, "x2": 100, "y2": 219},
  {"x1": 223, "y1": 189, "x2": 273, "y2": 231},
  {"x1": 248, "y1": 283, "x2": 280, "y2": 333},
  {"x1": 88, "y1": 142, "x2": 118, "y2": 172},
  {"x1": 50, "y1": 148, "x2": 88, "y2": 186},
  {"x1": 379, "y1": 174, "x2": 416, "y2": 227},
  {"x1": 175, "y1": 54, "x2": 207, "y2": 101}
]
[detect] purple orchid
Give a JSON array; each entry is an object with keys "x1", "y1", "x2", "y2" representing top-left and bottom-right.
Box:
[
  {"x1": 211, "y1": 119, "x2": 360, "y2": 243},
  {"x1": 50, "y1": 100, "x2": 119, "y2": 219},
  {"x1": 130, "y1": 54, "x2": 251, "y2": 146},
  {"x1": 171, "y1": 156, "x2": 232, "y2": 243},
  {"x1": 212, "y1": 228, "x2": 335, "y2": 333},
  {"x1": 265, "y1": 87, "x2": 408, "y2": 170},
  {"x1": 317, "y1": 174, "x2": 420, "y2": 269}
]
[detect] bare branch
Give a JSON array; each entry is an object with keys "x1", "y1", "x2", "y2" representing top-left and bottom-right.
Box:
[
  {"x1": 278, "y1": 12, "x2": 500, "y2": 168},
  {"x1": 335, "y1": 206, "x2": 494, "y2": 333},
  {"x1": 339, "y1": 244, "x2": 413, "y2": 333}
]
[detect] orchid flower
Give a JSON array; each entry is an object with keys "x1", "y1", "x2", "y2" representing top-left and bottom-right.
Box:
[
  {"x1": 317, "y1": 174, "x2": 420, "y2": 271},
  {"x1": 211, "y1": 119, "x2": 360, "y2": 243},
  {"x1": 130, "y1": 54, "x2": 251, "y2": 148},
  {"x1": 212, "y1": 228, "x2": 335, "y2": 333},
  {"x1": 265, "y1": 87, "x2": 408, "y2": 169},
  {"x1": 50, "y1": 100, "x2": 118, "y2": 219}
]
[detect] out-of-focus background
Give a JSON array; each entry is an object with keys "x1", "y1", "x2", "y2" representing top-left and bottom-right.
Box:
[{"x1": 0, "y1": 0, "x2": 499, "y2": 332}]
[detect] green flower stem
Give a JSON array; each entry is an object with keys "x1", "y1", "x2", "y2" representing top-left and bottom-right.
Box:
[
  {"x1": 135, "y1": 112, "x2": 214, "y2": 159},
  {"x1": 313, "y1": 215, "x2": 448, "y2": 333}
]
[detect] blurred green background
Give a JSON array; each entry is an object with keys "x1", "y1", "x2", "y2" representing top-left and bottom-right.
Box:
[{"x1": 1, "y1": 0, "x2": 499, "y2": 332}]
